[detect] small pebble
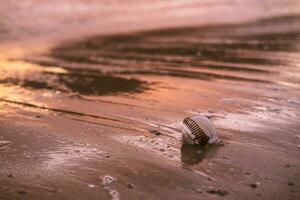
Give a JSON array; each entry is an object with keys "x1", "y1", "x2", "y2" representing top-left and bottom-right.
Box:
[
  {"x1": 243, "y1": 171, "x2": 251, "y2": 175},
  {"x1": 88, "y1": 184, "x2": 96, "y2": 188},
  {"x1": 149, "y1": 130, "x2": 161, "y2": 136},
  {"x1": 17, "y1": 190, "x2": 27, "y2": 195},
  {"x1": 206, "y1": 189, "x2": 228, "y2": 196},
  {"x1": 195, "y1": 188, "x2": 203, "y2": 193},
  {"x1": 49, "y1": 188, "x2": 58, "y2": 193},
  {"x1": 249, "y1": 182, "x2": 260, "y2": 189},
  {"x1": 288, "y1": 181, "x2": 294, "y2": 186},
  {"x1": 127, "y1": 183, "x2": 135, "y2": 189}
]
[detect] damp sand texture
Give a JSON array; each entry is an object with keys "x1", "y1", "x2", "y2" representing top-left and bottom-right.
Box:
[{"x1": 1, "y1": 1, "x2": 300, "y2": 200}]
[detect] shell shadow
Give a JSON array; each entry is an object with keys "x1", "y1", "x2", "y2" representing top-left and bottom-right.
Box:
[{"x1": 180, "y1": 143, "x2": 222, "y2": 165}]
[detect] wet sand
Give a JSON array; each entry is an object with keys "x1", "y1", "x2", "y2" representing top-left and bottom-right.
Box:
[{"x1": 0, "y1": 15, "x2": 300, "y2": 200}]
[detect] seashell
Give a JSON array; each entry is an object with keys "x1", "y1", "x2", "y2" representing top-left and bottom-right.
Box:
[{"x1": 181, "y1": 114, "x2": 218, "y2": 145}]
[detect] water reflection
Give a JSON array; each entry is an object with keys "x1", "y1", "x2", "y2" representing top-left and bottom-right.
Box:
[
  {"x1": 180, "y1": 143, "x2": 223, "y2": 165},
  {"x1": 0, "y1": 69, "x2": 146, "y2": 96},
  {"x1": 180, "y1": 144, "x2": 209, "y2": 165},
  {"x1": 36, "y1": 16, "x2": 300, "y2": 85},
  {"x1": 1, "y1": 16, "x2": 300, "y2": 96}
]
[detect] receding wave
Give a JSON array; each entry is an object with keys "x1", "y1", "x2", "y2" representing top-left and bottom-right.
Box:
[{"x1": 24, "y1": 16, "x2": 300, "y2": 88}]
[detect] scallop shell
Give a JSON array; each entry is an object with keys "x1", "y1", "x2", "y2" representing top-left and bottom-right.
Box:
[{"x1": 181, "y1": 115, "x2": 218, "y2": 145}]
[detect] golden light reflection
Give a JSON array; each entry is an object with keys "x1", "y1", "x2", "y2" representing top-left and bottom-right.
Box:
[{"x1": 0, "y1": 58, "x2": 65, "y2": 109}]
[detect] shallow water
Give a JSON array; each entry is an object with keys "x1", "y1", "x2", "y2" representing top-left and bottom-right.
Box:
[
  {"x1": 0, "y1": 68, "x2": 146, "y2": 95},
  {"x1": 41, "y1": 17, "x2": 300, "y2": 86},
  {"x1": 3, "y1": 16, "x2": 298, "y2": 97}
]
